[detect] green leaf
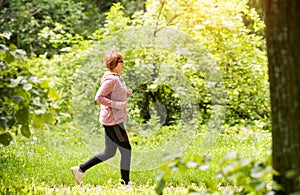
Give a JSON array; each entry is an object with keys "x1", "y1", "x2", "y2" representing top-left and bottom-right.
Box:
[
  {"x1": 155, "y1": 178, "x2": 166, "y2": 195},
  {"x1": 199, "y1": 164, "x2": 209, "y2": 171},
  {"x1": 156, "y1": 170, "x2": 167, "y2": 181},
  {"x1": 11, "y1": 95, "x2": 25, "y2": 104},
  {"x1": 32, "y1": 115, "x2": 44, "y2": 128},
  {"x1": 0, "y1": 132, "x2": 13, "y2": 146},
  {"x1": 203, "y1": 179, "x2": 218, "y2": 190},
  {"x1": 23, "y1": 83, "x2": 33, "y2": 91},
  {"x1": 21, "y1": 124, "x2": 31, "y2": 138},
  {"x1": 222, "y1": 152, "x2": 238, "y2": 161},
  {"x1": 9, "y1": 44, "x2": 18, "y2": 51},
  {"x1": 40, "y1": 79, "x2": 49, "y2": 88},
  {"x1": 249, "y1": 180, "x2": 265, "y2": 191},
  {"x1": 48, "y1": 88, "x2": 60, "y2": 99},
  {"x1": 250, "y1": 165, "x2": 265, "y2": 179},
  {"x1": 42, "y1": 112, "x2": 54, "y2": 124},
  {"x1": 16, "y1": 106, "x2": 30, "y2": 125},
  {"x1": 15, "y1": 88, "x2": 30, "y2": 106},
  {"x1": 4, "y1": 51, "x2": 15, "y2": 64},
  {"x1": 1, "y1": 32, "x2": 12, "y2": 40},
  {"x1": 188, "y1": 188, "x2": 198, "y2": 193},
  {"x1": 186, "y1": 161, "x2": 198, "y2": 168},
  {"x1": 10, "y1": 76, "x2": 24, "y2": 88}
]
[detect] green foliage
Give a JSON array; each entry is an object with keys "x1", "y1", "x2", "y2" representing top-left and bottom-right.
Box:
[
  {"x1": 28, "y1": 48, "x2": 89, "y2": 126},
  {"x1": 155, "y1": 155, "x2": 211, "y2": 195},
  {"x1": 247, "y1": 0, "x2": 263, "y2": 20},
  {"x1": 89, "y1": 0, "x2": 270, "y2": 127},
  {"x1": 92, "y1": 3, "x2": 130, "y2": 40},
  {"x1": 0, "y1": 0, "x2": 88, "y2": 56},
  {"x1": 0, "y1": 0, "x2": 146, "y2": 57},
  {"x1": 120, "y1": 0, "x2": 146, "y2": 17},
  {"x1": 17, "y1": 0, "x2": 269, "y2": 144},
  {"x1": 23, "y1": 4, "x2": 131, "y2": 131},
  {"x1": 1, "y1": 0, "x2": 269, "y2": 131},
  {"x1": 0, "y1": 35, "x2": 59, "y2": 146},
  {"x1": 78, "y1": 3, "x2": 214, "y2": 127},
  {"x1": 93, "y1": 1, "x2": 265, "y2": 127},
  {"x1": 217, "y1": 151, "x2": 274, "y2": 194},
  {"x1": 156, "y1": 126, "x2": 274, "y2": 195},
  {"x1": 137, "y1": 0, "x2": 269, "y2": 124}
]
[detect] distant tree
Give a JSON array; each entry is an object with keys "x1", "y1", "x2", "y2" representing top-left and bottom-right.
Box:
[
  {"x1": 248, "y1": 0, "x2": 263, "y2": 18},
  {"x1": 0, "y1": 0, "x2": 89, "y2": 56},
  {"x1": 264, "y1": 0, "x2": 300, "y2": 194},
  {"x1": 91, "y1": 0, "x2": 146, "y2": 18},
  {"x1": 0, "y1": 0, "x2": 146, "y2": 56}
]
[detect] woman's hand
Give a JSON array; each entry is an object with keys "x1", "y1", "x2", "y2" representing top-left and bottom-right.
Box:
[{"x1": 127, "y1": 89, "x2": 133, "y2": 97}]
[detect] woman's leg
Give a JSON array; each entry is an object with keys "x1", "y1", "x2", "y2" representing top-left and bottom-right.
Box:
[
  {"x1": 116, "y1": 124, "x2": 132, "y2": 184},
  {"x1": 119, "y1": 143, "x2": 131, "y2": 184},
  {"x1": 79, "y1": 128, "x2": 117, "y2": 173},
  {"x1": 78, "y1": 124, "x2": 132, "y2": 184}
]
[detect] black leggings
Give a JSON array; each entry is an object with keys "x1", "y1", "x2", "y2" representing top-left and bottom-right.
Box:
[{"x1": 79, "y1": 123, "x2": 131, "y2": 184}]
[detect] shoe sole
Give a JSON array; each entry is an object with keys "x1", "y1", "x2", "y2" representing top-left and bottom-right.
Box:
[{"x1": 71, "y1": 169, "x2": 82, "y2": 185}]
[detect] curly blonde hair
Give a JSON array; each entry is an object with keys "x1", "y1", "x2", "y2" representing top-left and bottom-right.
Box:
[{"x1": 103, "y1": 49, "x2": 124, "y2": 70}]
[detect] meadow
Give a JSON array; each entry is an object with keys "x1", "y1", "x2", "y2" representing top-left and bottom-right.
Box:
[{"x1": 0, "y1": 121, "x2": 271, "y2": 194}]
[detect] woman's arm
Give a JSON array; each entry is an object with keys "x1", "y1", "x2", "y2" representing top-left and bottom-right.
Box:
[{"x1": 95, "y1": 79, "x2": 126, "y2": 109}]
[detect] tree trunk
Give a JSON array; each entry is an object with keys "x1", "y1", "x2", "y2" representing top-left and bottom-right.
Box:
[{"x1": 264, "y1": 0, "x2": 300, "y2": 194}]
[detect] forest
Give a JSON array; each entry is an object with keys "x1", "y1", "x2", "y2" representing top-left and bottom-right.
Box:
[{"x1": 1, "y1": 0, "x2": 299, "y2": 194}]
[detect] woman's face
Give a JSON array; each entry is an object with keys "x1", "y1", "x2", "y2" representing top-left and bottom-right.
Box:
[{"x1": 113, "y1": 59, "x2": 125, "y2": 74}]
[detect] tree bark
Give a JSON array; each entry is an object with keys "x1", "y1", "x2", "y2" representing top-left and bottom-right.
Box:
[{"x1": 264, "y1": 0, "x2": 300, "y2": 194}]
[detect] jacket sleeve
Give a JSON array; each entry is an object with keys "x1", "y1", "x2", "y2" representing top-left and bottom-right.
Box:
[{"x1": 95, "y1": 78, "x2": 126, "y2": 109}]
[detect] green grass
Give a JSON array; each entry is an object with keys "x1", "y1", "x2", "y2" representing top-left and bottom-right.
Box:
[{"x1": 0, "y1": 121, "x2": 271, "y2": 194}]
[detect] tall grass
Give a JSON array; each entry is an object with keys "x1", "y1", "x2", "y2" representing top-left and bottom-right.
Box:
[{"x1": 0, "y1": 121, "x2": 271, "y2": 194}]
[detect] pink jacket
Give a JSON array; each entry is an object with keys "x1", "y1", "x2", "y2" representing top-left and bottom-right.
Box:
[{"x1": 95, "y1": 71, "x2": 128, "y2": 126}]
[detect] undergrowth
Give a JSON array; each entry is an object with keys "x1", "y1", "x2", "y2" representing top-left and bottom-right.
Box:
[{"x1": 0, "y1": 121, "x2": 271, "y2": 194}]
